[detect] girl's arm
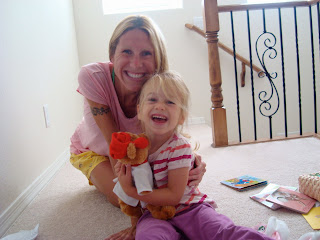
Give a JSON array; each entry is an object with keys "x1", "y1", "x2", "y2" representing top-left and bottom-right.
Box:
[
  {"x1": 118, "y1": 164, "x2": 189, "y2": 206},
  {"x1": 86, "y1": 98, "x2": 119, "y2": 172}
]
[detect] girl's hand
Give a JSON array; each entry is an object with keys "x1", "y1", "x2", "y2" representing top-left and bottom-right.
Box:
[
  {"x1": 188, "y1": 154, "x2": 206, "y2": 187},
  {"x1": 114, "y1": 161, "x2": 122, "y2": 176},
  {"x1": 118, "y1": 164, "x2": 135, "y2": 195}
]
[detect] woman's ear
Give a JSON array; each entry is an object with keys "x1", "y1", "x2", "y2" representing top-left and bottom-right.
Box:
[{"x1": 137, "y1": 104, "x2": 141, "y2": 120}]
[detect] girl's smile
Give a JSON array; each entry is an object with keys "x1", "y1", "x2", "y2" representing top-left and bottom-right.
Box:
[
  {"x1": 151, "y1": 113, "x2": 168, "y2": 123},
  {"x1": 138, "y1": 90, "x2": 184, "y2": 141}
]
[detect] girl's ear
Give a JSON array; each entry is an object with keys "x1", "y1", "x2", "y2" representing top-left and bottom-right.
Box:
[{"x1": 178, "y1": 112, "x2": 185, "y2": 125}]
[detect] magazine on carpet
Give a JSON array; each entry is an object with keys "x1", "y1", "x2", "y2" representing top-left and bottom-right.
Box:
[
  {"x1": 266, "y1": 187, "x2": 316, "y2": 214},
  {"x1": 220, "y1": 175, "x2": 267, "y2": 192},
  {"x1": 250, "y1": 183, "x2": 297, "y2": 210}
]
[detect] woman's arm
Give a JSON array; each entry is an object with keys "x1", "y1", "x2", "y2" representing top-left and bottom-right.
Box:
[
  {"x1": 86, "y1": 98, "x2": 119, "y2": 171},
  {"x1": 118, "y1": 164, "x2": 189, "y2": 206}
]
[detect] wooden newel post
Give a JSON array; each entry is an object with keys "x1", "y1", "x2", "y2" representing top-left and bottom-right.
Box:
[{"x1": 203, "y1": 0, "x2": 228, "y2": 147}]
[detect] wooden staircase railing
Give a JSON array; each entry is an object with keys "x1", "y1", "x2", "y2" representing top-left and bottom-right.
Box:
[
  {"x1": 201, "y1": 0, "x2": 320, "y2": 147},
  {"x1": 185, "y1": 23, "x2": 264, "y2": 87},
  {"x1": 217, "y1": 0, "x2": 319, "y2": 12}
]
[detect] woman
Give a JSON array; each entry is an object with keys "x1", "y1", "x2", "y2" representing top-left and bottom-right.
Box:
[{"x1": 70, "y1": 15, "x2": 206, "y2": 239}]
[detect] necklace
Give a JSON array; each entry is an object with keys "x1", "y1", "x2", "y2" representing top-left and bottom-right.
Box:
[{"x1": 112, "y1": 68, "x2": 115, "y2": 85}]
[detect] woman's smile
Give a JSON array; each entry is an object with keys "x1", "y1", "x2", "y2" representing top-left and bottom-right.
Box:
[{"x1": 111, "y1": 29, "x2": 156, "y2": 93}]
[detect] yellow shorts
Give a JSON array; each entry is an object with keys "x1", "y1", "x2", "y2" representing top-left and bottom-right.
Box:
[{"x1": 70, "y1": 151, "x2": 109, "y2": 185}]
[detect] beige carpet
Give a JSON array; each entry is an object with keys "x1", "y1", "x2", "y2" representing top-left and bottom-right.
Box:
[{"x1": 3, "y1": 124, "x2": 320, "y2": 240}]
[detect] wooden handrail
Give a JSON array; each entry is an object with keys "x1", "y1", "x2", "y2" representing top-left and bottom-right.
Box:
[
  {"x1": 218, "y1": 0, "x2": 319, "y2": 13},
  {"x1": 185, "y1": 23, "x2": 264, "y2": 86},
  {"x1": 185, "y1": 23, "x2": 206, "y2": 37}
]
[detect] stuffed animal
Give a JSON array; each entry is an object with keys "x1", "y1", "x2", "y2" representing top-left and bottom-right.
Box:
[{"x1": 110, "y1": 132, "x2": 176, "y2": 220}]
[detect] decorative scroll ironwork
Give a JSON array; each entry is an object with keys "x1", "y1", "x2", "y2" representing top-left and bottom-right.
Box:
[{"x1": 255, "y1": 32, "x2": 280, "y2": 118}]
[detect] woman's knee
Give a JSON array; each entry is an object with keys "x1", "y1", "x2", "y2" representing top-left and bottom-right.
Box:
[
  {"x1": 107, "y1": 195, "x2": 120, "y2": 207},
  {"x1": 90, "y1": 161, "x2": 119, "y2": 206}
]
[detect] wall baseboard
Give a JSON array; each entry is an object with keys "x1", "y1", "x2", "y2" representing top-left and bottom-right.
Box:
[
  {"x1": 277, "y1": 131, "x2": 300, "y2": 136},
  {"x1": 0, "y1": 149, "x2": 70, "y2": 237}
]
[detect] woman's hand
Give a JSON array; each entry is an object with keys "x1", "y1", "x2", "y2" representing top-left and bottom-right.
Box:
[{"x1": 188, "y1": 154, "x2": 206, "y2": 187}]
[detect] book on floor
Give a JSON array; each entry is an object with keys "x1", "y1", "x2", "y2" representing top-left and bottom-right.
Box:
[
  {"x1": 266, "y1": 187, "x2": 316, "y2": 214},
  {"x1": 250, "y1": 183, "x2": 297, "y2": 210},
  {"x1": 302, "y1": 206, "x2": 320, "y2": 230},
  {"x1": 220, "y1": 175, "x2": 268, "y2": 191}
]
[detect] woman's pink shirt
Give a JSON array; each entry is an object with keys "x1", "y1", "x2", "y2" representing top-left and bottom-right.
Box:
[{"x1": 70, "y1": 62, "x2": 142, "y2": 156}]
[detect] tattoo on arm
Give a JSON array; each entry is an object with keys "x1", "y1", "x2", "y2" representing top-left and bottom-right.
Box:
[{"x1": 90, "y1": 106, "x2": 111, "y2": 116}]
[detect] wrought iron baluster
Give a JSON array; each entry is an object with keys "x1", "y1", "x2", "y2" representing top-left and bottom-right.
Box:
[
  {"x1": 278, "y1": 8, "x2": 288, "y2": 138},
  {"x1": 230, "y1": 11, "x2": 242, "y2": 142},
  {"x1": 255, "y1": 9, "x2": 280, "y2": 139},
  {"x1": 263, "y1": 8, "x2": 266, "y2": 33},
  {"x1": 318, "y1": 3, "x2": 320, "y2": 61},
  {"x1": 309, "y1": 6, "x2": 317, "y2": 134},
  {"x1": 294, "y1": 7, "x2": 303, "y2": 135},
  {"x1": 266, "y1": 8, "x2": 273, "y2": 139},
  {"x1": 315, "y1": 3, "x2": 319, "y2": 134},
  {"x1": 247, "y1": 10, "x2": 257, "y2": 140}
]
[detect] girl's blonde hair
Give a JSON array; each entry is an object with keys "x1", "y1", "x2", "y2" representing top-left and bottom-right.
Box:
[
  {"x1": 109, "y1": 15, "x2": 168, "y2": 74},
  {"x1": 138, "y1": 71, "x2": 190, "y2": 133}
]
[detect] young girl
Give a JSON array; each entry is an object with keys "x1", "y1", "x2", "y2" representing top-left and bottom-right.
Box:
[{"x1": 117, "y1": 71, "x2": 279, "y2": 240}]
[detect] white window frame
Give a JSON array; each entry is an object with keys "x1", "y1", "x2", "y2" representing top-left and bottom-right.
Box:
[
  {"x1": 102, "y1": 0, "x2": 183, "y2": 15},
  {"x1": 246, "y1": 0, "x2": 290, "y2": 3},
  {"x1": 247, "y1": 0, "x2": 274, "y2": 3}
]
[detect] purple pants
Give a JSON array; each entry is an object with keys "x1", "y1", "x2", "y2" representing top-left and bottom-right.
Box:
[{"x1": 136, "y1": 203, "x2": 273, "y2": 240}]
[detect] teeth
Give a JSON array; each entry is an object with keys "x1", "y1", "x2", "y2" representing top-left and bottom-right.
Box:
[
  {"x1": 152, "y1": 115, "x2": 167, "y2": 120},
  {"x1": 127, "y1": 72, "x2": 144, "y2": 78}
]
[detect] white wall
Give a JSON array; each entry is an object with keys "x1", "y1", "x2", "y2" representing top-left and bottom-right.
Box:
[{"x1": 0, "y1": 0, "x2": 82, "y2": 232}]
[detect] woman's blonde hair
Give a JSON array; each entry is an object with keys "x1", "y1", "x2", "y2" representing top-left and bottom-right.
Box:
[
  {"x1": 138, "y1": 71, "x2": 190, "y2": 133},
  {"x1": 109, "y1": 15, "x2": 168, "y2": 74}
]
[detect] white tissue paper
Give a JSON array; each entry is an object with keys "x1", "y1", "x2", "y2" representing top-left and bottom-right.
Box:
[
  {"x1": 265, "y1": 216, "x2": 290, "y2": 240},
  {"x1": 298, "y1": 232, "x2": 320, "y2": 240},
  {"x1": 1, "y1": 224, "x2": 39, "y2": 240}
]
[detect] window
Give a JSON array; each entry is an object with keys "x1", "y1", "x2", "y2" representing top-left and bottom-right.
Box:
[{"x1": 102, "y1": 0, "x2": 183, "y2": 15}]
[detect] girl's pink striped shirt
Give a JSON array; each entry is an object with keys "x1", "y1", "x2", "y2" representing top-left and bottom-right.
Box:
[{"x1": 148, "y1": 133, "x2": 217, "y2": 213}]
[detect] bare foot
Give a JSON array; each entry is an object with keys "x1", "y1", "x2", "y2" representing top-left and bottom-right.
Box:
[
  {"x1": 105, "y1": 226, "x2": 136, "y2": 240},
  {"x1": 105, "y1": 217, "x2": 139, "y2": 240}
]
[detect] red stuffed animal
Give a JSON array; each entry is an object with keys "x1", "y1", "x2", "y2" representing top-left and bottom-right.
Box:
[{"x1": 110, "y1": 132, "x2": 176, "y2": 220}]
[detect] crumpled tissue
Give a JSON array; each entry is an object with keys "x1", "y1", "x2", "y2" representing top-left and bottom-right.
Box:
[{"x1": 1, "y1": 224, "x2": 39, "y2": 240}]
